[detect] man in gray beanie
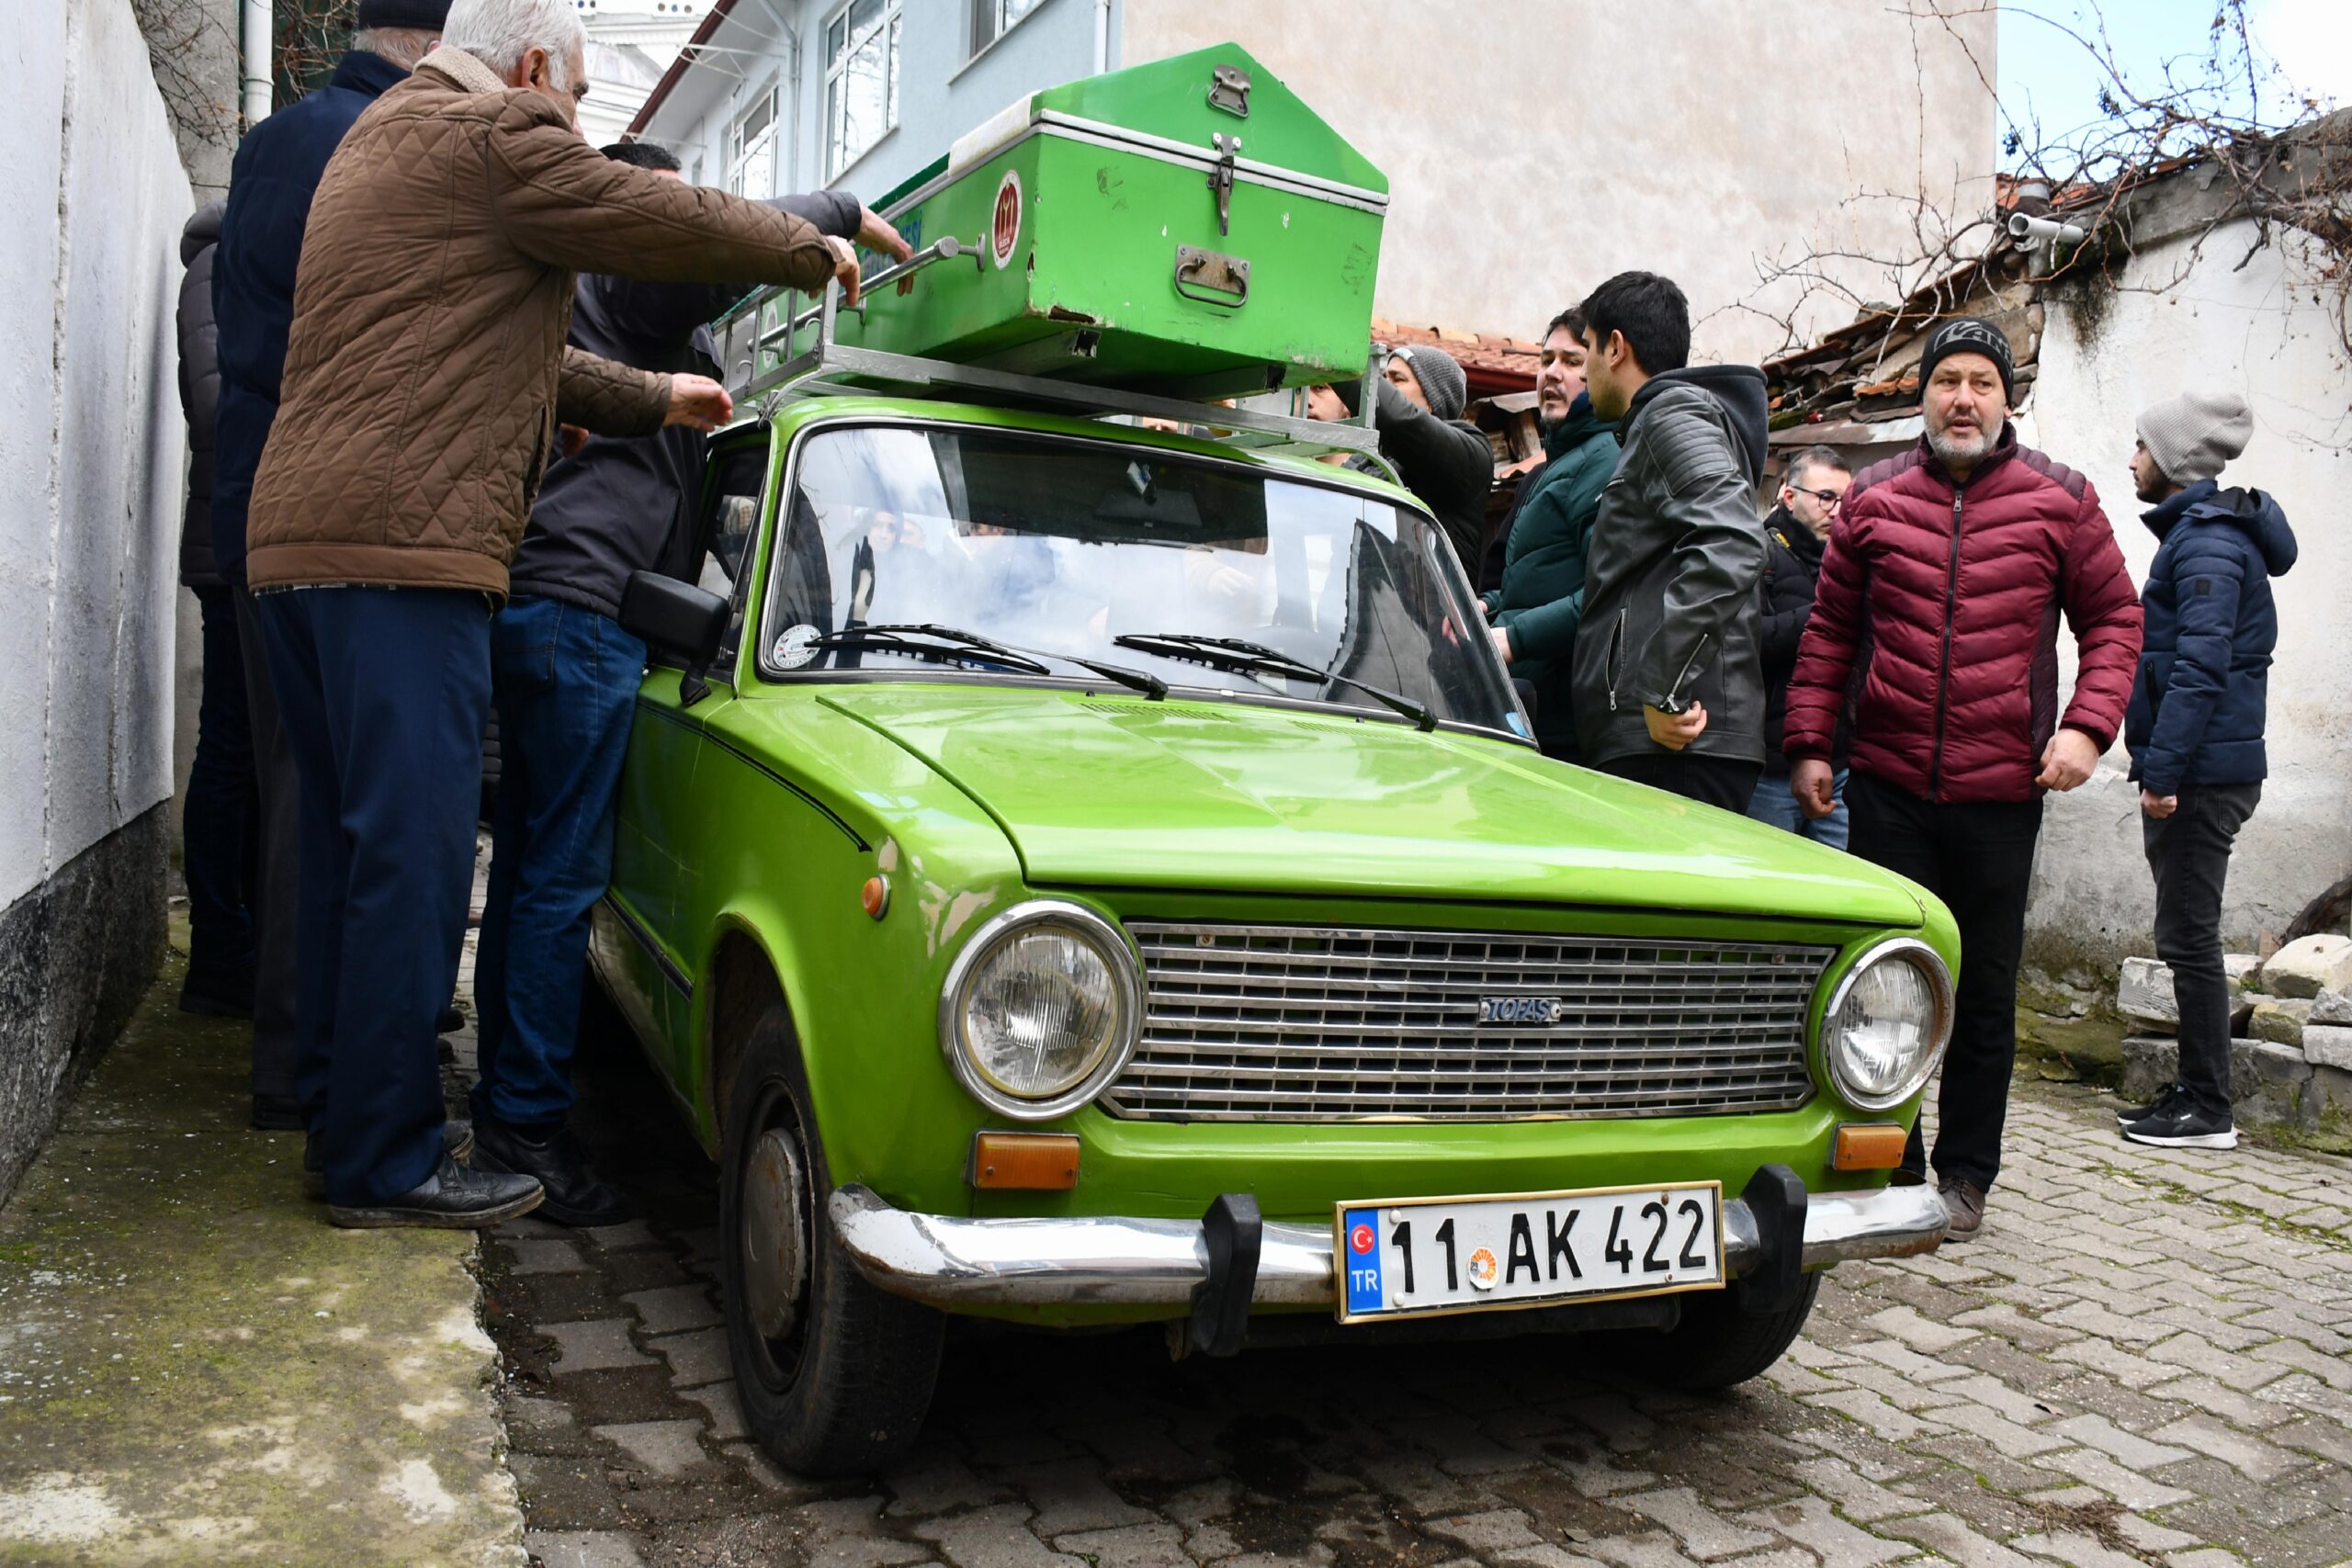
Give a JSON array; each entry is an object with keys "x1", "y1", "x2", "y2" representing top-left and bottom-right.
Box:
[
  {"x1": 2117, "y1": 389, "x2": 2295, "y2": 1152},
  {"x1": 1306, "y1": 345, "x2": 1494, "y2": 571}
]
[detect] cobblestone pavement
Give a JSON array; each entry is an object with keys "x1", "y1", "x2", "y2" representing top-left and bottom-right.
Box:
[{"x1": 479, "y1": 1037, "x2": 2352, "y2": 1568}]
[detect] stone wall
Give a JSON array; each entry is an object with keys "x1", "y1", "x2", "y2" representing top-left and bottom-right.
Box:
[
  {"x1": 2017, "y1": 217, "x2": 2352, "y2": 970},
  {"x1": 0, "y1": 0, "x2": 193, "y2": 1199}
]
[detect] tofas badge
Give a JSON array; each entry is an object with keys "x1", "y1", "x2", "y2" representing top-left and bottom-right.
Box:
[{"x1": 990, "y1": 170, "x2": 1023, "y2": 269}]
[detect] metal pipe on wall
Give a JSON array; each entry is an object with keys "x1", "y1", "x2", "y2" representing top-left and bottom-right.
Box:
[
  {"x1": 1094, "y1": 0, "x2": 1110, "y2": 73},
  {"x1": 242, "y1": 0, "x2": 272, "y2": 125}
]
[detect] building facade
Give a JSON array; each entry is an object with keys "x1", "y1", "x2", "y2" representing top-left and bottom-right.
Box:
[
  {"x1": 2, "y1": 0, "x2": 196, "y2": 1198},
  {"x1": 632, "y1": 0, "x2": 1996, "y2": 361}
]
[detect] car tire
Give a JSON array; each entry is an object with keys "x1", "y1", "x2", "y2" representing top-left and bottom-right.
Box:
[
  {"x1": 718, "y1": 1000, "x2": 944, "y2": 1476},
  {"x1": 1613, "y1": 1272, "x2": 1822, "y2": 1392}
]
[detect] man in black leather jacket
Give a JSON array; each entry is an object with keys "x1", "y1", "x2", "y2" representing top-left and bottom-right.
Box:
[
  {"x1": 469, "y1": 142, "x2": 908, "y2": 1224},
  {"x1": 1747, "y1": 446, "x2": 1851, "y2": 843},
  {"x1": 1567, "y1": 271, "x2": 1770, "y2": 811}
]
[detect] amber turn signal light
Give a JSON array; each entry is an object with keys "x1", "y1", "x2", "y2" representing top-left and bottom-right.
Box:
[
  {"x1": 968, "y1": 1132, "x2": 1080, "y2": 1190},
  {"x1": 860, "y1": 875, "x2": 889, "y2": 919},
  {"x1": 1833, "y1": 1122, "x2": 1910, "y2": 1172}
]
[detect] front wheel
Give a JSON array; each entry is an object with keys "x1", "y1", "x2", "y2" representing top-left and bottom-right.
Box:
[
  {"x1": 718, "y1": 1001, "x2": 944, "y2": 1475},
  {"x1": 1612, "y1": 1272, "x2": 1822, "y2": 1391}
]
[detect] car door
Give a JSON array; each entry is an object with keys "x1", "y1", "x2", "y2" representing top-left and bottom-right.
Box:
[{"x1": 597, "y1": 428, "x2": 775, "y2": 1082}]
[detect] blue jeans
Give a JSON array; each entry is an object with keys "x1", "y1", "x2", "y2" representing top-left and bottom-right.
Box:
[
  {"x1": 254, "y1": 587, "x2": 492, "y2": 1205},
  {"x1": 1747, "y1": 766, "x2": 1849, "y2": 850},
  {"x1": 183, "y1": 584, "x2": 257, "y2": 995},
  {"x1": 472, "y1": 597, "x2": 646, "y2": 1134}
]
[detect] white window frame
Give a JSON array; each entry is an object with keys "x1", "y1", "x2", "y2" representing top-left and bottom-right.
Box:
[
  {"x1": 729, "y1": 82, "x2": 779, "y2": 198},
  {"x1": 968, "y1": 0, "x2": 1047, "y2": 62},
  {"x1": 823, "y1": 0, "x2": 902, "y2": 180}
]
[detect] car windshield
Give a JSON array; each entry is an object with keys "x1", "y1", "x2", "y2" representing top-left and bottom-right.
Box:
[{"x1": 757, "y1": 423, "x2": 1521, "y2": 735}]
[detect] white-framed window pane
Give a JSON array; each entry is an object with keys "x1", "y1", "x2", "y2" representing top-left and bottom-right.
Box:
[
  {"x1": 824, "y1": 0, "x2": 900, "y2": 177},
  {"x1": 972, "y1": 0, "x2": 1043, "y2": 56},
  {"x1": 729, "y1": 85, "x2": 778, "y2": 197}
]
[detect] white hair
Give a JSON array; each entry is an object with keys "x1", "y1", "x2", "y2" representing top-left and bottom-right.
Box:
[
  {"x1": 350, "y1": 27, "x2": 442, "y2": 71},
  {"x1": 441, "y1": 0, "x2": 586, "y2": 86}
]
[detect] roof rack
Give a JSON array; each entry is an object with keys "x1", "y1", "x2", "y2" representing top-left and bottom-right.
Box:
[{"x1": 711, "y1": 239, "x2": 1387, "y2": 468}]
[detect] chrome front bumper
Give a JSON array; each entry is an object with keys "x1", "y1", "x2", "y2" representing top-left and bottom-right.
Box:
[{"x1": 829, "y1": 1179, "x2": 1949, "y2": 1311}]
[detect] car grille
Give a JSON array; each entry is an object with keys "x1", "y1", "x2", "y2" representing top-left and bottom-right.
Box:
[{"x1": 1102, "y1": 923, "x2": 1833, "y2": 1122}]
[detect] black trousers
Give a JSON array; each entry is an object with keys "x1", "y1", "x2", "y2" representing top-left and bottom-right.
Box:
[
  {"x1": 1846, "y1": 771, "x2": 2043, "y2": 1191},
  {"x1": 183, "y1": 584, "x2": 257, "y2": 994},
  {"x1": 1597, "y1": 751, "x2": 1761, "y2": 815},
  {"x1": 2145, "y1": 783, "x2": 2260, "y2": 1120},
  {"x1": 232, "y1": 585, "x2": 303, "y2": 1102}
]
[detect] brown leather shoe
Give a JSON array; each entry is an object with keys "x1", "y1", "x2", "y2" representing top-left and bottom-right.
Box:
[{"x1": 1939, "y1": 1178, "x2": 1986, "y2": 1241}]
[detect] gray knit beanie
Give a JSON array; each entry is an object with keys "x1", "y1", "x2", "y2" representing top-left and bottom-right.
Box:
[
  {"x1": 1392, "y1": 345, "x2": 1469, "y2": 423},
  {"x1": 2135, "y1": 390, "x2": 2253, "y2": 485}
]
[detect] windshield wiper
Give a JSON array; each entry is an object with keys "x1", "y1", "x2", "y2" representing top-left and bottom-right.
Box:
[
  {"x1": 1113, "y1": 632, "x2": 1437, "y2": 731},
  {"x1": 811, "y1": 624, "x2": 1167, "y2": 699}
]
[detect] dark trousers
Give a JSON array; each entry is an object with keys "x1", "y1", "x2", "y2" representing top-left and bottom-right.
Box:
[
  {"x1": 254, "y1": 586, "x2": 491, "y2": 1206},
  {"x1": 231, "y1": 586, "x2": 303, "y2": 1100},
  {"x1": 183, "y1": 584, "x2": 257, "y2": 996},
  {"x1": 1846, "y1": 771, "x2": 2043, "y2": 1191},
  {"x1": 472, "y1": 598, "x2": 645, "y2": 1134},
  {"x1": 2145, "y1": 783, "x2": 2261, "y2": 1120},
  {"x1": 1597, "y1": 751, "x2": 1761, "y2": 815}
]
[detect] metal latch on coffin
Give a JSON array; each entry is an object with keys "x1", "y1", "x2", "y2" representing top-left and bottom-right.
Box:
[
  {"x1": 1207, "y1": 64, "x2": 1251, "y2": 118},
  {"x1": 1206, "y1": 133, "x2": 1241, "y2": 235},
  {"x1": 1173, "y1": 245, "x2": 1250, "y2": 308}
]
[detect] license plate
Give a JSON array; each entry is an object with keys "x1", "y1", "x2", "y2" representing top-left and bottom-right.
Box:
[{"x1": 1334, "y1": 1182, "x2": 1725, "y2": 1322}]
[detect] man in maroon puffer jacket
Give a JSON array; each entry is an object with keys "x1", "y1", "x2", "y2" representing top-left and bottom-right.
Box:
[{"x1": 1783, "y1": 317, "x2": 2143, "y2": 1241}]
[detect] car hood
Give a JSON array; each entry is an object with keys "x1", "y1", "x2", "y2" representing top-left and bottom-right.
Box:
[{"x1": 815, "y1": 686, "x2": 1924, "y2": 927}]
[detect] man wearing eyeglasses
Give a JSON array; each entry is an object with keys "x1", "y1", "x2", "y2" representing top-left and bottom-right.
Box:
[{"x1": 1747, "y1": 446, "x2": 1852, "y2": 845}]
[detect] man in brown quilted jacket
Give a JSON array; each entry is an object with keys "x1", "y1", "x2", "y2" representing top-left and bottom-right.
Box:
[{"x1": 243, "y1": 0, "x2": 855, "y2": 1229}]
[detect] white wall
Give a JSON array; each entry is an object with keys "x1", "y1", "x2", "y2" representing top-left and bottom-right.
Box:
[
  {"x1": 1123, "y1": 0, "x2": 1997, "y2": 363},
  {"x1": 0, "y1": 0, "x2": 190, "y2": 910},
  {"x1": 2018, "y1": 220, "x2": 2352, "y2": 956}
]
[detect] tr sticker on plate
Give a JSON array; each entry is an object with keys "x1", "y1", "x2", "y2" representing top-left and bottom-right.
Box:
[{"x1": 1336, "y1": 1181, "x2": 1724, "y2": 1323}]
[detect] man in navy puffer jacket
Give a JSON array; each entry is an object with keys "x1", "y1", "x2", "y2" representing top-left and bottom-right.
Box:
[{"x1": 2117, "y1": 390, "x2": 2294, "y2": 1152}]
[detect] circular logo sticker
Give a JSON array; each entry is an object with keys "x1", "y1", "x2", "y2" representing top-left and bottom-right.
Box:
[
  {"x1": 1466, "y1": 1246, "x2": 1498, "y2": 1292},
  {"x1": 990, "y1": 170, "x2": 1023, "y2": 270},
  {"x1": 773, "y1": 624, "x2": 822, "y2": 670},
  {"x1": 1349, "y1": 1224, "x2": 1375, "y2": 1256}
]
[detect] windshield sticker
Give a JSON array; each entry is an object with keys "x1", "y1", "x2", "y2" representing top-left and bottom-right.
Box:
[{"x1": 774, "y1": 624, "x2": 822, "y2": 670}]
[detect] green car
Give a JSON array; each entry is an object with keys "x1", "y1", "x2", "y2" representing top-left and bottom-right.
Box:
[{"x1": 594, "y1": 389, "x2": 1958, "y2": 1477}]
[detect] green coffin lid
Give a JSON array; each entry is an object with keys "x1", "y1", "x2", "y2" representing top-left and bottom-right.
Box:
[{"x1": 876, "y1": 42, "x2": 1386, "y2": 212}]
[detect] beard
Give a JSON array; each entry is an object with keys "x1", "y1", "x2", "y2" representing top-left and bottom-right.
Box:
[
  {"x1": 1928, "y1": 420, "x2": 1996, "y2": 470},
  {"x1": 2132, "y1": 469, "x2": 2172, "y2": 503}
]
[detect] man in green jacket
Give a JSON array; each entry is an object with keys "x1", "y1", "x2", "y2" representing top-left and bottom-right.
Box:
[{"x1": 1482, "y1": 307, "x2": 1619, "y2": 761}]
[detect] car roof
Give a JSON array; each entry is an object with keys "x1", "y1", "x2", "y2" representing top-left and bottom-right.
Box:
[{"x1": 743, "y1": 394, "x2": 1423, "y2": 511}]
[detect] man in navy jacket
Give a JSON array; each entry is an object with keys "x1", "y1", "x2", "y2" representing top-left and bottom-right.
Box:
[
  {"x1": 210, "y1": 3, "x2": 449, "y2": 1133},
  {"x1": 2116, "y1": 390, "x2": 2294, "y2": 1151}
]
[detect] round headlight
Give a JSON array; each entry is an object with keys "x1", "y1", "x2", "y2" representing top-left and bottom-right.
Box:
[
  {"x1": 1821, "y1": 938, "x2": 1954, "y2": 1111},
  {"x1": 938, "y1": 901, "x2": 1141, "y2": 1119}
]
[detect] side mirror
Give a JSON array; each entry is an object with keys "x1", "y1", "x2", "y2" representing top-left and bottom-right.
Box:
[{"x1": 620, "y1": 570, "x2": 728, "y2": 706}]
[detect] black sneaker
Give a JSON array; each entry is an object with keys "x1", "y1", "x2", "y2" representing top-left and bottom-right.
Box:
[
  {"x1": 437, "y1": 1004, "x2": 467, "y2": 1036},
  {"x1": 305, "y1": 1121, "x2": 476, "y2": 1200},
  {"x1": 2122, "y1": 1104, "x2": 2238, "y2": 1149},
  {"x1": 251, "y1": 1093, "x2": 306, "y2": 1132},
  {"x1": 328, "y1": 1154, "x2": 542, "y2": 1229},
  {"x1": 469, "y1": 1119, "x2": 633, "y2": 1228},
  {"x1": 2117, "y1": 1082, "x2": 2180, "y2": 1124}
]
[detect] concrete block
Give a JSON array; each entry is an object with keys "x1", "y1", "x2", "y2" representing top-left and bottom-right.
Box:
[
  {"x1": 2120, "y1": 1036, "x2": 2177, "y2": 1100},
  {"x1": 2232, "y1": 1037, "x2": 2314, "y2": 1130},
  {"x1": 2257, "y1": 933, "x2": 2352, "y2": 998},
  {"x1": 2249, "y1": 997, "x2": 2314, "y2": 1047},
  {"x1": 2117, "y1": 957, "x2": 2178, "y2": 1032},
  {"x1": 2223, "y1": 953, "x2": 2263, "y2": 984},
  {"x1": 2309, "y1": 988, "x2": 2352, "y2": 1026},
  {"x1": 2302, "y1": 1024, "x2": 2352, "y2": 1072}
]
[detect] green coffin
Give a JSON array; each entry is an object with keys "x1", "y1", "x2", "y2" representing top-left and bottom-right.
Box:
[{"x1": 741, "y1": 43, "x2": 1387, "y2": 399}]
